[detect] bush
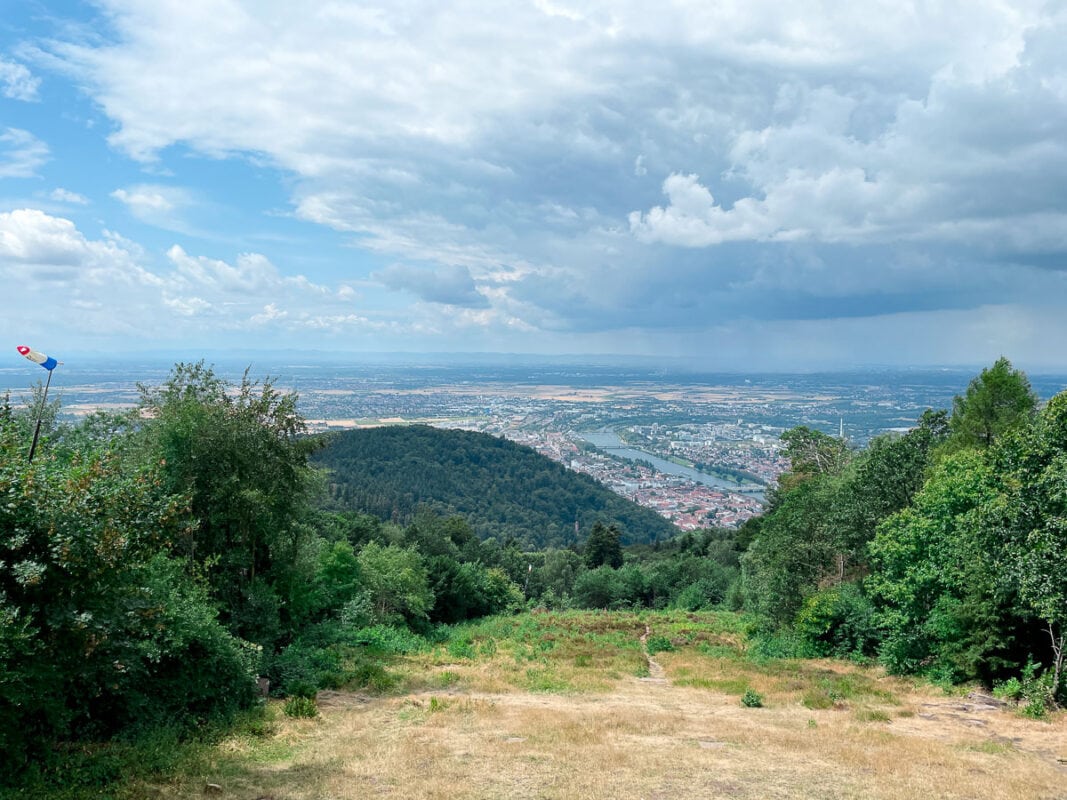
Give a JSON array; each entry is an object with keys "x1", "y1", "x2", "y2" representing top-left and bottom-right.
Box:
[
  {"x1": 268, "y1": 621, "x2": 420, "y2": 696},
  {"x1": 572, "y1": 566, "x2": 625, "y2": 609},
  {"x1": 269, "y1": 634, "x2": 345, "y2": 696},
  {"x1": 645, "y1": 635, "x2": 675, "y2": 655},
  {"x1": 992, "y1": 677, "x2": 1023, "y2": 702},
  {"x1": 994, "y1": 659, "x2": 1056, "y2": 718},
  {"x1": 283, "y1": 696, "x2": 318, "y2": 719},
  {"x1": 348, "y1": 624, "x2": 428, "y2": 654},
  {"x1": 672, "y1": 573, "x2": 733, "y2": 611},
  {"x1": 673, "y1": 582, "x2": 712, "y2": 611},
  {"x1": 447, "y1": 635, "x2": 477, "y2": 660},
  {"x1": 793, "y1": 583, "x2": 878, "y2": 659},
  {"x1": 747, "y1": 626, "x2": 808, "y2": 661},
  {"x1": 741, "y1": 689, "x2": 764, "y2": 708},
  {"x1": 0, "y1": 441, "x2": 258, "y2": 777}
]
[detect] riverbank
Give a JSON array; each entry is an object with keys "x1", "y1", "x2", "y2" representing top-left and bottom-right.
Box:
[{"x1": 580, "y1": 428, "x2": 766, "y2": 501}]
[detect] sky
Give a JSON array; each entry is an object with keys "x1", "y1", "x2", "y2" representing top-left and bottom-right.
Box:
[{"x1": 1, "y1": 1, "x2": 1066, "y2": 370}]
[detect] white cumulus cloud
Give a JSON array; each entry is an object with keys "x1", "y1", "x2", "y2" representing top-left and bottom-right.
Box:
[
  {"x1": 0, "y1": 208, "x2": 384, "y2": 346},
  {"x1": 50, "y1": 188, "x2": 90, "y2": 205},
  {"x1": 0, "y1": 58, "x2": 39, "y2": 101}
]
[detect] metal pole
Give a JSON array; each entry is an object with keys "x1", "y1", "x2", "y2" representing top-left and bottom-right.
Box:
[{"x1": 28, "y1": 367, "x2": 54, "y2": 463}]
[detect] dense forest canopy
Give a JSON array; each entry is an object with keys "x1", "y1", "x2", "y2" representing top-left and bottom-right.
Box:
[{"x1": 312, "y1": 424, "x2": 678, "y2": 548}]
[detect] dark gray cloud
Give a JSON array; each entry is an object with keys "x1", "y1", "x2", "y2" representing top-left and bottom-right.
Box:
[{"x1": 374, "y1": 263, "x2": 489, "y2": 308}]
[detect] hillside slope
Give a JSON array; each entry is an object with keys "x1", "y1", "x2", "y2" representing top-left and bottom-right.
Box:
[{"x1": 313, "y1": 425, "x2": 678, "y2": 548}]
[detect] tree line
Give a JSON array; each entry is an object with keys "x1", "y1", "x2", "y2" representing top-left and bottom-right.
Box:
[{"x1": 740, "y1": 358, "x2": 1065, "y2": 714}]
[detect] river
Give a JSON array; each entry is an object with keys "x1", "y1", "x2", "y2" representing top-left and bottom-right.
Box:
[{"x1": 578, "y1": 429, "x2": 765, "y2": 501}]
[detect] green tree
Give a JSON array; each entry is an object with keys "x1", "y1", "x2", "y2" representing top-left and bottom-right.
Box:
[
  {"x1": 992, "y1": 392, "x2": 1067, "y2": 702},
  {"x1": 743, "y1": 411, "x2": 949, "y2": 630},
  {"x1": 741, "y1": 474, "x2": 845, "y2": 625},
  {"x1": 583, "y1": 521, "x2": 623, "y2": 569},
  {"x1": 534, "y1": 548, "x2": 583, "y2": 606},
  {"x1": 866, "y1": 450, "x2": 1016, "y2": 682},
  {"x1": 137, "y1": 362, "x2": 322, "y2": 645},
  {"x1": 356, "y1": 542, "x2": 433, "y2": 625},
  {"x1": 573, "y1": 566, "x2": 625, "y2": 609},
  {"x1": 948, "y1": 357, "x2": 1037, "y2": 450},
  {"x1": 831, "y1": 414, "x2": 949, "y2": 576},
  {"x1": 775, "y1": 425, "x2": 850, "y2": 496},
  {"x1": 305, "y1": 540, "x2": 362, "y2": 621},
  {"x1": 0, "y1": 413, "x2": 255, "y2": 777}
]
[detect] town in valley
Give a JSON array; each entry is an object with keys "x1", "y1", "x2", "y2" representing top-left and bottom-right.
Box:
[{"x1": 5, "y1": 357, "x2": 1065, "y2": 531}]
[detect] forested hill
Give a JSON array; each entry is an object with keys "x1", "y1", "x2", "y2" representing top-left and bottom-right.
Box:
[{"x1": 313, "y1": 425, "x2": 678, "y2": 548}]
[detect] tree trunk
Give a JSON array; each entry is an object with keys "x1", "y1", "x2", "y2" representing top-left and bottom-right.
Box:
[{"x1": 1048, "y1": 622, "x2": 1064, "y2": 707}]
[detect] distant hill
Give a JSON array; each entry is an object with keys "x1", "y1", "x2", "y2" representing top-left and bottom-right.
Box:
[{"x1": 313, "y1": 425, "x2": 678, "y2": 549}]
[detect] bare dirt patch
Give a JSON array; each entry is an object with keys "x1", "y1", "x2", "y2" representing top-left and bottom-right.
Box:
[
  {"x1": 164, "y1": 681, "x2": 1066, "y2": 800},
  {"x1": 153, "y1": 612, "x2": 1067, "y2": 800}
]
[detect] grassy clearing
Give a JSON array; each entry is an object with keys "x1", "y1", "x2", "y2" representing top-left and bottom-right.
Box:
[
  {"x1": 105, "y1": 611, "x2": 1067, "y2": 799},
  {"x1": 400, "y1": 610, "x2": 649, "y2": 695}
]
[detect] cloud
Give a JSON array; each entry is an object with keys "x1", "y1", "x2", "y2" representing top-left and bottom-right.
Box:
[
  {"x1": 0, "y1": 208, "x2": 172, "y2": 342},
  {"x1": 0, "y1": 128, "x2": 49, "y2": 178},
  {"x1": 629, "y1": 169, "x2": 905, "y2": 246},
  {"x1": 249, "y1": 303, "x2": 288, "y2": 325},
  {"x1": 630, "y1": 173, "x2": 767, "y2": 246},
  {"x1": 631, "y1": 51, "x2": 1067, "y2": 253},
  {"x1": 50, "y1": 188, "x2": 90, "y2": 205},
  {"x1": 0, "y1": 208, "x2": 124, "y2": 275},
  {"x1": 111, "y1": 183, "x2": 193, "y2": 228},
  {"x1": 0, "y1": 58, "x2": 39, "y2": 101},
  {"x1": 163, "y1": 294, "x2": 212, "y2": 317},
  {"x1": 112, "y1": 185, "x2": 174, "y2": 213},
  {"x1": 164, "y1": 245, "x2": 330, "y2": 297},
  {"x1": 374, "y1": 263, "x2": 490, "y2": 308},
  {"x1": 0, "y1": 209, "x2": 378, "y2": 345},
  {"x1": 12, "y1": 1, "x2": 1067, "y2": 365}
]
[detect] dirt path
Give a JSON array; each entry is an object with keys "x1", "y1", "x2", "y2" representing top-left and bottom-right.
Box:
[{"x1": 638, "y1": 623, "x2": 668, "y2": 684}]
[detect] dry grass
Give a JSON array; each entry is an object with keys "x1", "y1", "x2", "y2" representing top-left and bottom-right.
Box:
[{"x1": 149, "y1": 611, "x2": 1067, "y2": 800}]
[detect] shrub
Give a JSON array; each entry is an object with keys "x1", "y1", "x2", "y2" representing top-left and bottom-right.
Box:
[
  {"x1": 283, "y1": 696, "x2": 318, "y2": 719},
  {"x1": 645, "y1": 635, "x2": 675, "y2": 655},
  {"x1": 348, "y1": 624, "x2": 427, "y2": 654},
  {"x1": 992, "y1": 677, "x2": 1023, "y2": 702},
  {"x1": 741, "y1": 689, "x2": 764, "y2": 708},
  {"x1": 990, "y1": 658, "x2": 1056, "y2": 718},
  {"x1": 673, "y1": 574, "x2": 732, "y2": 611},
  {"x1": 802, "y1": 689, "x2": 834, "y2": 710},
  {"x1": 997, "y1": 659, "x2": 1056, "y2": 719},
  {"x1": 269, "y1": 634, "x2": 344, "y2": 696},
  {"x1": 348, "y1": 660, "x2": 398, "y2": 692},
  {"x1": 793, "y1": 583, "x2": 878, "y2": 659},
  {"x1": 447, "y1": 633, "x2": 477, "y2": 660},
  {"x1": 572, "y1": 566, "x2": 625, "y2": 609},
  {"x1": 435, "y1": 670, "x2": 461, "y2": 686}
]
